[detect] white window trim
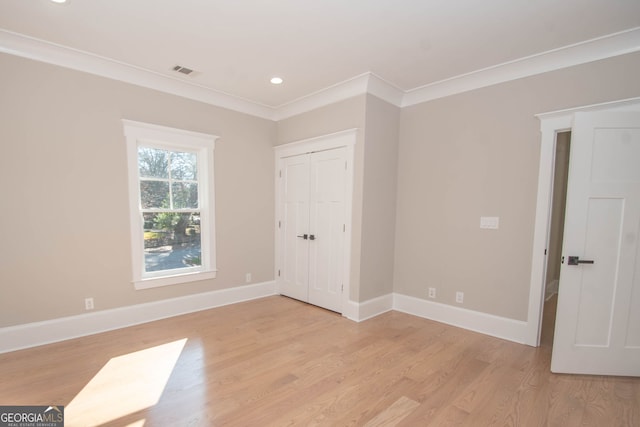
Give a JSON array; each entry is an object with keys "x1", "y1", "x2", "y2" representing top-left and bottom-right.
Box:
[{"x1": 123, "y1": 120, "x2": 218, "y2": 290}]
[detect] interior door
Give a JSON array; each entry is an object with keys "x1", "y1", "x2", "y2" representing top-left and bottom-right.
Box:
[
  {"x1": 279, "y1": 154, "x2": 310, "y2": 302},
  {"x1": 278, "y1": 148, "x2": 347, "y2": 313},
  {"x1": 308, "y1": 148, "x2": 347, "y2": 312},
  {"x1": 551, "y1": 111, "x2": 640, "y2": 376}
]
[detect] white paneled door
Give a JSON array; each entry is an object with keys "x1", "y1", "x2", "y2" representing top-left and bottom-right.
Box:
[
  {"x1": 278, "y1": 147, "x2": 348, "y2": 313},
  {"x1": 279, "y1": 154, "x2": 311, "y2": 303},
  {"x1": 552, "y1": 112, "x2": 640, "y2": 376}
]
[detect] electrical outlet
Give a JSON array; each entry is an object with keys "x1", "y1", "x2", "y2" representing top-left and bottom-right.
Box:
[
  {"x1": 85, "y1": 297, "x2": 94, "y2": 310},
  {"x1": 245, "y1": 273, "x2": 252, "y2": 283},
  {"x1": 455, "y1": 292, "x2": 464, "y2": 304},
  {"x1": 428, "y1": 287, "x2": 436, "y2": 299}
]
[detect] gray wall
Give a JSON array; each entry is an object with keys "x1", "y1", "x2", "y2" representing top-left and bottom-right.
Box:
[
  {"x1": 0, "y1": 53, "x2": 276, "y2": 327},
  {"x1": 360, "y1": 95, "x2": 400, "y2": 300},
  {"x1": 394, "y1": 51, "x2": 640, "y2": 320}
]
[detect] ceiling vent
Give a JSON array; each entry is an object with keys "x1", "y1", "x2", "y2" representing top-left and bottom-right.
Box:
[{"x1": 172, "y1": 65, "x2": 195, "y2": 75}]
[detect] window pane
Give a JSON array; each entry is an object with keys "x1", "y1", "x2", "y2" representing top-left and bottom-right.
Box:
[
  {"x1": 172, "y1": 182, "x2": 198, "y2": 209},
  {"x1": 143, "y1": 212, "x2": 201, "y2": 272},
  {"x1": 138, "y1": 147, "x2": 169, "y2": 178},
  {"x1": 140, "y1": 181, "x2": 170, "y2": 209},
  {"x1": 171, "y1": 151, "x2": 197, "y2": 180}
]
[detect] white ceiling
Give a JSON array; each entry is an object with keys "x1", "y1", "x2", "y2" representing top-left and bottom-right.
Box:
[{"x1": 1, "y1": 0, "x2": 640, "y2": 111}]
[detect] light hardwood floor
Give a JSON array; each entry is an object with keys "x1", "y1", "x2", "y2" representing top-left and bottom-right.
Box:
[{"x1": 1, "y1": 296, "x2": 638, "y2": 426}]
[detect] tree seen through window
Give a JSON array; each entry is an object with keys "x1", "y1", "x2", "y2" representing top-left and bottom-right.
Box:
[{"x1": 138, "y1": 146, "x2": 201, "y2": 272}]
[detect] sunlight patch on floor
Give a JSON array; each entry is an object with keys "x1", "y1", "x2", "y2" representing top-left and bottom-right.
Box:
[{"x1": 65, "y1": 338, "x2": 187, "y2": 427}]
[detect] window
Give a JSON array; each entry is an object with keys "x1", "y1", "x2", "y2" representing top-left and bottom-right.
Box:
[{"x1": 123, "y1": 120, "x2": 217, "y2": 289}]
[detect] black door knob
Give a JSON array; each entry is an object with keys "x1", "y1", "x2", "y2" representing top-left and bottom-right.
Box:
[{"x1": 568, "y1": 256, "x2": 595, "y2": 265}]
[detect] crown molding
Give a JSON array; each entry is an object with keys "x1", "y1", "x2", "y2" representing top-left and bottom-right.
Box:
[
  {"x1": 272, "y1": 72, "x2": 371, "y2": 121},
  {"x1": 403, "y1": 26, "x2": 640, "y2": 107},
  {"x1": 272, "y1": 72, "x2": 405, "y2": 121},
  {"x1": 366, "y1": 73, "x2": 404, "y2": 107},
  {"x1": 0, "y1": 29, "x2": 276, "y2": 120},
  {"x1": 2, "y1": 27, "x2": 639, "y2": 120}
]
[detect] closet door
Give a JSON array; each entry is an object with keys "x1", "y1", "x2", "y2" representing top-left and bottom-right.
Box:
[
  {"x1": 307, "y1": 148, "x2": 347, "y2": 312},
  {"x1": 279, "y1": 154, "x2": 311, "y2": 303},
  {"x1": 277, "y1": 147, "x2": 347, "y2": 313}
]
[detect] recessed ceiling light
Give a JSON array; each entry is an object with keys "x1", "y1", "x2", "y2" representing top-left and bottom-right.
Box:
[
  {"x1": 270, "y1": 77, "x2": 283, "y2": 85},
  {"x1": 50, "y1": 0, "x2": 67, "y2": 3}
]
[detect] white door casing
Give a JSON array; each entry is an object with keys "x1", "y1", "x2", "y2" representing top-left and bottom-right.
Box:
[
  {"x1": 275, "y1": 130, "x2": 356, "y2": 315},
  {"x1": 551, "y1": 112, "x2": 640, "y2": 376}
]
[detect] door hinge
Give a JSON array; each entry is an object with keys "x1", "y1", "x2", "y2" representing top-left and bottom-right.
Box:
[
  {"x1": 343, "y1": 224, "x2": 346, "y2": 232},
  {"x1": 278, "y1": 220, "x2": 281, "y2": 229},
  {"x1": 278, "y1": 269, "x2": 281, "y2": 277},
  {"x1": 279, "y1": 170, "x2": 282, "y2": 178},
  {"x1": 544, "y1": 249, "x2": 547, "y2": 255}
]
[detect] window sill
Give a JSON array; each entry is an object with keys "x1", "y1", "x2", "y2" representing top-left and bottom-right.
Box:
[{"x1": 134, "y1": 270, "x2": 217, "y2": 290}]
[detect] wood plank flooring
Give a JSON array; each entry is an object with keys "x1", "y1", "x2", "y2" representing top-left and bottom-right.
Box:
[{"x1": 0, "y1": 295, "x2": 638, "y2": 426}]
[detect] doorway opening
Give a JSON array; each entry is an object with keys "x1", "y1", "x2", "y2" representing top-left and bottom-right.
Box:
[
  {"x1": 530, "y1": 97, "x2": 640, "y2": 351},
  {"x1": 540, "y1": 131, "x2": 571, "y2": 348}
]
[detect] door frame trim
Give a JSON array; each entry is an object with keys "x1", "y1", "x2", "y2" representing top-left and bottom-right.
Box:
[
  {"x1": 274, "y1": 129, "x2": 357, "y2": 316},
  {"x1": 527, "y1": 97, "x2": 640, "y2": 346}
]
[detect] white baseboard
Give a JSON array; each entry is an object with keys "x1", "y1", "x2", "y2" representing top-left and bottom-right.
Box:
[
  {"x1": 393, "y1": 293, "x2": 530, "y2": 345},
  {"x1": 342, "y1": 300, "x2": 360, "y2": 321},
  {"x1": 343, "y1": 293, "x2": 394, "y2": 322},
  {"x1": 2, "y1": 286, "x2": 534, "y2": 353},
  {"x1": 0, "y1": 281, "x2": 276, "y2": 354},
  {"x1": 346, "y1": 293, "x2": 530, "y2": 344},
  {"x1": 349, "y1": 292, "x2": 531, "y2": 344}
]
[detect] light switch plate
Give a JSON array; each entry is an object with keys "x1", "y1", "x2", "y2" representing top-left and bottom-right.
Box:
[{"x1": 480, "y1": 216, "x2": 499, "y2": 229}]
